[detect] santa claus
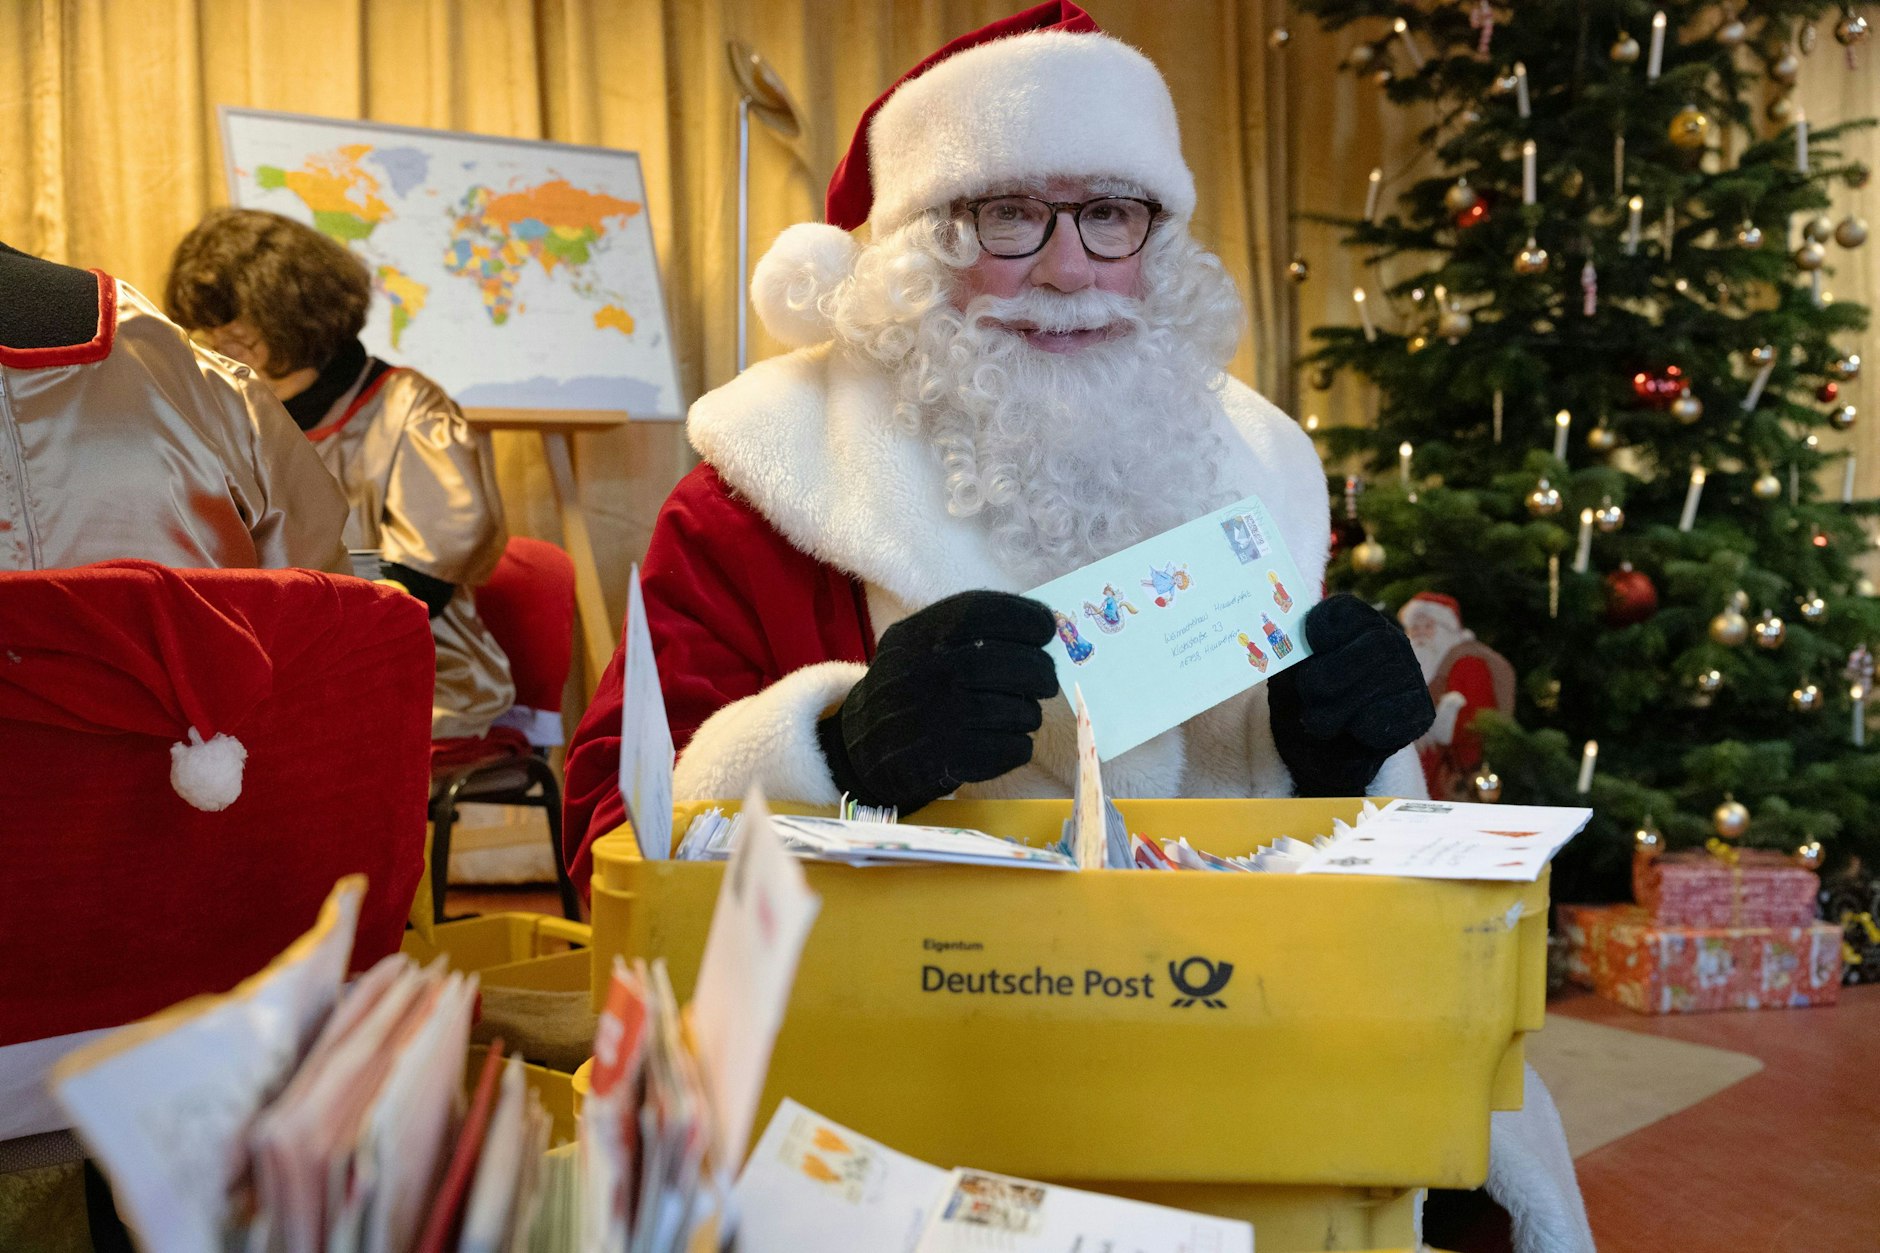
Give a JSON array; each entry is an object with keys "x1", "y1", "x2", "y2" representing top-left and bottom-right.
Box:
[
  {"x1": 1399, "y1": 592, "x2": 1517, "y2": 801},
  {"x1": 563, "y1": 4, "x2": 1437, "y2": 871},
  {"x1": 562, "y1": 9, "x2": 1593, "y2": 1248}
]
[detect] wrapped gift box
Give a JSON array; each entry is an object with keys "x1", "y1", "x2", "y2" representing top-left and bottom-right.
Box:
[
  {"x1": 1559, "y1": 903, "x2": 1841, "y2": 1014},
  {"x1": 1632, "y1": 850, "x2": 1819, "y2": 929}
]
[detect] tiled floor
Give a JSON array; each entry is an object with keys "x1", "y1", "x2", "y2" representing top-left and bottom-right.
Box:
[
  {"x1": 1551, "y1": 984, "x2": 1880, "y2": 1253},
  {"x1": 443, "y1": 883, "x2": 1880, "y2": 1250}
]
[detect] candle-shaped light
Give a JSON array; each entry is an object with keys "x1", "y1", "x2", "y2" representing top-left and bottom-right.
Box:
[
  {"x1": 1549, "y1": 554, "x2": 1561, "y2": 619},
  {"x1": 1493, "y1": 389, "x2": 1505, "y2": 443},
  {"x1": 1573, "y1": 508, "x2": 1595, "y2": 573},
  {"x1": 1796, "y1": 108, "x2": 1810, "y2": 173},
  {"x1": 1679, "y1": 466, "x2": 1706, "y2": 532},
  {"x1": 1646, "y1": 11, "x2": 1666, "y2": 80},
  {"x1": 1845, "y1": 455, "x2": 1858, "y2": 504},
  {"x1": 1625, "y1": 196, "x2": 1644, "y2": 255},
  {"x1": 1577, "y1": 741, "x2": 1599, "y2": 794},
  {"x1": 1742, "y1": 357, "x2": 1776, "y2": 411},
  {"x1": 1791, "y1": 462, "x2": 1800, "y2": 505},
  {"x1": 1854, "y1": 683, "x2": 1868, "y2": 748},
  {"x1": 1355, "y1": 287, "x2": 1376, "y2": 342},
  {"x1": 1552, "y1": 408, "x2": 1571, "y2": 461},
  {"x1": 1514, "y1": 61, "x2": 1531, "y2": 117},
  {"x1": 1522, "y1": 140, "x2": 1538, "y2": 205},
  {"x1": 1364, "y1": 167, "x2": 1383, "y2": 223},
  {"x1": 1812, "y1": 271, "x2": 1824, "y2": 309},
  {"x1": 1663, "y1": 203, "x2": 1676, "y2": 260},
  {"x1": 1392, "y1": 17, "x2": 1426, "y2": 69},
  {"x1": 1399, "y1": 440, "x2": 1414, "y2": 488},
  {"x1": 1613, "y1": 135, "x2": 1626, "y2": 195}
]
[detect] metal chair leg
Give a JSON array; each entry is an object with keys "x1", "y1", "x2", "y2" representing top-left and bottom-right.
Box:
[{"x1": 523, "y1": 756, "x2": 581, "y2": 921}]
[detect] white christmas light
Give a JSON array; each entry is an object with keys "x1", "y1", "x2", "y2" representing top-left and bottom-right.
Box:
[
  {"x1": 1647, "y1": 11, "x2": 1667, "y2": 80},
  {"x1": 1679, "y1": 466, "x2": 1706, "y2": 532},
  {"x1": 1573, "y1": 508, "x2": 1594, "y2": 573}
]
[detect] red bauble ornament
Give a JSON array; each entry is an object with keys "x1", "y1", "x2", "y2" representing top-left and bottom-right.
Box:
[
  {"x1": 1454, "y1": 198, "x2": 1491, "y2": 229},
  {"x1": 1819, "y1": 381, "x2": 1841, "y2": 403},
  {"x1": 1605, "y1": 563, "x2": 1659, "y2": 626},
  {"x1": 1631, "y1": 365, "x2": 1687, "y2": 408}
]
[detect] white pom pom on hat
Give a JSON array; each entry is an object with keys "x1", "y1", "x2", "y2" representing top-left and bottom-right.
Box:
[
  {"x1": 751, "y1": 223, "x2": 859, "y2": 348},
  {"x1": 169, "y1": 725, "x2": 247, "y2": 812}
]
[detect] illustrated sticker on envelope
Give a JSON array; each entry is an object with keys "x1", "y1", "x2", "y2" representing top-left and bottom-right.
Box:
[{"x1": 1026, "y1": 492, "x2": 1313, "y2": 761}]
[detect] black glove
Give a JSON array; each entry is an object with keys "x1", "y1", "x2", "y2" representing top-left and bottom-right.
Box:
[
  {"x1": 1267, "y1": 594, "x2": 1435, "y2": 797},
  {"x1": 817, "y1": 591, "x2": 1060, "y2": 812}
]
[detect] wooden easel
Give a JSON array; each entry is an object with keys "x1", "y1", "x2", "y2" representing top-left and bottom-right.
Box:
[{"x1": 463, "y1": 408, "x2": 628, "y2": 693}]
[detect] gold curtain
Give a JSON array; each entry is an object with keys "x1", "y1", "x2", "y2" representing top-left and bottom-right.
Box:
[{"x1": 0, "y1": 0, "x2": 1292, "y2": 656}]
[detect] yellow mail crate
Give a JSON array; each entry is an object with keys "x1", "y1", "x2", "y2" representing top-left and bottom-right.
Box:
[
  {"x1": 588, "y1": 798, "x2": 1547, "y2": 1250},
  {"x1": 402, "y1": 912, "x2": 592, "y2": 993}
]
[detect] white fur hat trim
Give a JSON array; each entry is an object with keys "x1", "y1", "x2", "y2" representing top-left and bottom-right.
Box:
[{"x1": 868, "y1": 31, "x2": 1195, "y2": 233}]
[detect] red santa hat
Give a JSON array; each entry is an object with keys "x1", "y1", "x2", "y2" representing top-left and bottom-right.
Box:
[
  {"x1": 1399, "y1": 591, "x2": 1464, "y2": 632},
  {"x1": 752, "y1": 2, "x2": 1198, "y2": 348}
]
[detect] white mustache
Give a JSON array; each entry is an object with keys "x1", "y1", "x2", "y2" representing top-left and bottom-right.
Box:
[{"x1": 964, "y1": 289, "x2": 1143, "y2": 335}]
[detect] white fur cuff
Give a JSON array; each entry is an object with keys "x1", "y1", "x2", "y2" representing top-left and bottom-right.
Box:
[{"x1": 673, "y1": 661, "x2": 869, "y2": 804}]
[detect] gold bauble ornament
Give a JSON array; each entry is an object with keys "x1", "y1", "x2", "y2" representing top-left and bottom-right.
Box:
[
  {"x1": 1693, "y1": 668, "x2": 1725, "y2": 707},
  {"x1": 1346, "y1": 44, "x2": 1376, "y2": 70},
  {"x1": 1268, "y1": 26, "x2": 1292, "y2": 49},
  {"x1": 1769, "y1": 96, "x2": 1796, "y2": 124},
  {"x1": 1794, "y1": 840, "x2": 1825, "y2": 870},
  {"x1": 1773, "y1": 52, "x2": 1801, "y2": 85},
  {"x1": 1351, "y1": 536, "x2": 1388, "y2": 573},
  {"x1": 1830, "y1": 353, "x2": 1862, "y2": 381},
  {"x1": 1831, "y1": 403, "x2": 1859, "y2": 431},
  {"x1": 1859, "y1": 576, "x2": 1879, "y2": 597},
  {"x1": 1672, "y1": 389, "x2": 1705, "y2": 424},
  {"x1": 1595, "y1": 498, "x2": 1625, "y2": 532},
  {"x1": 1755, "y1": 612, "x2": 1788, "y2": 650},
  {"x1": 1736, "y1": 222, "x2": 1765, "y2": 248},
  {"x1": 1669, "y1": 106, "x2": 1713, "y2": 149},
  {"x1": 1515, "y1": 238, "x2": 1550, "y2": 275},
  {"x1": 1792, "y1": 683, "x2": 1824, "y2": 713},
  {"x1": 1717, "y1": 18, "x2": 1747, "y2": 47},
  {"x1": 1712, "y1": 798, "x2": 1751, "y2": 840},
  {"x1": 1286, "y1": 256, "x2": 1310, "y2": 284},
  {"x1": 1408, "y1": 334, "x2": 1431, "y2": 354},
  {"x1": 1802, "y1": 20, "x2": 1820, "y2": 54},
  {"x1": 1309, "y1": 365, "x2": 1335, "y2": 391},
  {"x1": 1526, "y1": 478, "x2": 1564, "y2": 516},
  {"x1": 1588, "y1": 424, "x2": 1620, "y2": 453},
  {"x1": 1800, "y1": 593, "x2": 1828, "y2": 624},
  {"x1": 1438, "y1": 308, "x2": 1474, "y2": 340},
  {"x1": 1750, "y1": 343, "x2": 1778, "y2": 368},
  {"x1": 1796, "y1": 240, "x2": 1828, "y2": 271},
  {"x1": 1370, "y1": 67, "x2": 1394, "y2": 87},
  {"x1": 1535, "y1": 677, "x2": 1562, "y2": 712},
  {"x1": 1836, "y1": 216, "x2": 1869, "y2": 248},
  {"x1": 1444, "y1": 179, "x2": 1480, "y2": 215},
  {"x1": 1561, "y1": 167, "x2": 1586, "y2": 199},
  {"x1": 1752, "y1": 472, "x2": 1783, "y2": 500},
  {"x1": 1710, "y1": 608, "x2": 1750, "y2": 646},
  {"x1": 1837, "y1": 13, "x2": 1870, "y2": 46},
  {"x1": 1610, "y1": 31, "x2": 1641, "y2": 63},
  {"x1": 1471, "y1": 768, "x2": 1504, "y2": 803},
  {"x1": 1806, "y1": 215, "x2": 1836, "y2": 244},
  {"x1": 1634, "y1": 823, "x2": 1664, "y2": 860}
]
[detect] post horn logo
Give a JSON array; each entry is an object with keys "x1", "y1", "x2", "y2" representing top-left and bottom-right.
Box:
[{"x1": 1168, "y1": 956, "x2": 1234, "y2": 1008}]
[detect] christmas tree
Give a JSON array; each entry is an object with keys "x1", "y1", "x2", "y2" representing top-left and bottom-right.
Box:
[{"x1": 1296, "y1": 0, "x2": 1880, "y2": 902}]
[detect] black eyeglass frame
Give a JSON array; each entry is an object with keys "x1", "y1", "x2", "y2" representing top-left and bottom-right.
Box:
[{"x1": 961, "y1": 195, "x2": 1165, "y2": 260}]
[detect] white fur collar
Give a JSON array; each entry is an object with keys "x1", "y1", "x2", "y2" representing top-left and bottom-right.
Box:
[{"x1": 686, "y1": 342, "x2": 1331, "y2": 608}]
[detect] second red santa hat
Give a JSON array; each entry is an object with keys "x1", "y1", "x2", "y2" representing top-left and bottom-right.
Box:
[{"x1": 753, "y1": 2, "x2": 1197, "y2": 347}]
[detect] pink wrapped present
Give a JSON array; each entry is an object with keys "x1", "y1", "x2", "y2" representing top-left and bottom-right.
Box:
[
  {"x1": 1632, "y1": 849, "x2": 1820, "y2": 929},
  {"x1": 1559, "y1": 903, "x2": 1842, "y2": 1015}
]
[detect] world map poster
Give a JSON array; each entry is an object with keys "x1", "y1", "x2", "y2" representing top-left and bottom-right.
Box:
[{"x1": 220, "y1": 108, "x2": 683, "y2": 420}]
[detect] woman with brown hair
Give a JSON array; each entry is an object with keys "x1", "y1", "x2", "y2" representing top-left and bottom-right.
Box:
[{"x1": 167, "y1": 208, "x2": 513, "y2": 742}]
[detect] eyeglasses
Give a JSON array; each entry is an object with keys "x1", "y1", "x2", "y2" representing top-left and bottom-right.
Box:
[{"x1": 963, "y1": 195, "x2": 1163, "y2": 260}]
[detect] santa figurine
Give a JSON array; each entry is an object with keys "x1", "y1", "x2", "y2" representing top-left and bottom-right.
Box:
[{"x1": 1398, "y1": 592, "x2": 1516, "y2": 800}]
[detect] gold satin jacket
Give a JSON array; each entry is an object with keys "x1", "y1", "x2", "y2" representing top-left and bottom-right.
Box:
[
  {"x1": 308, "y1": 364, "x2": 513, "y2": 739},
  {"x1": 0, "y1": 280, "x2": 348, "y2": 573}
]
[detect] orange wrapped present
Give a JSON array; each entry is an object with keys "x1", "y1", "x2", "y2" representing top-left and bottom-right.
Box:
[
  {"x1": 1632, "y1": 847, "x2": 1819, "y2": 929},
  {"x1": 1559, "y1": 903, "x2": 1841, "y2": 1014}
]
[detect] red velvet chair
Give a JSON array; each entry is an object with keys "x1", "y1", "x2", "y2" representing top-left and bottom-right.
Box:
[
  {"x1": 428, "y1": 537, "x2": 580, "y2": 923},
  {"x1": 0, "y1": 562, "x2": 433, "y2": 1138}
]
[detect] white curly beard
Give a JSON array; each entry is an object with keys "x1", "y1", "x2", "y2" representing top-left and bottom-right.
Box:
[{"x1": 909, "y1": 294, "x2": 1247, "y2": 588}]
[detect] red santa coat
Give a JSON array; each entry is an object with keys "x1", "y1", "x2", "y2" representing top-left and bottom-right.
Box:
[{"x1": 563, "y1": 341, "x2": 1428, "y2": 884}]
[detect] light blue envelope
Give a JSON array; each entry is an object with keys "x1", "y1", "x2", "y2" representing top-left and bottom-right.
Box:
[{"x1": 1026, "y1": 493, "x2": 1315, "y2": 760}]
